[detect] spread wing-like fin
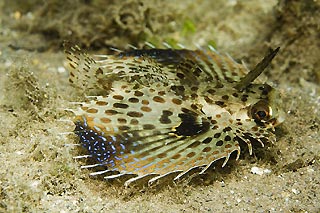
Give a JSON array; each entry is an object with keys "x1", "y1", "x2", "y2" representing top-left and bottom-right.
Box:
[{"x1": 73, "y1": 84, "x2": 243, "y2": 177}]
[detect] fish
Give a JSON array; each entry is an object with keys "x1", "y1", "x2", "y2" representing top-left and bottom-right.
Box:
[{"x1": 64, "y1": 42, "x2": 285, "y2": 187}]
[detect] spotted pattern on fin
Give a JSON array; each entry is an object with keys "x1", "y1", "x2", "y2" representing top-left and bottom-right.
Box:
[{"x1": 65, "y1": 42, "x2": 284, "y2": 186}]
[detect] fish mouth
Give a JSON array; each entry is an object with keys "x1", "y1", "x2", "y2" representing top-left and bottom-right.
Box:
[
  {"x1": 266, "y1": 87, "x2": 285, "y2": 128},
  {"x1": 262, "y1": 108, "x2": 285, "y2": 131},
  {"x1": 274, "y1": 109, "x2": 286, "y2": 127}
]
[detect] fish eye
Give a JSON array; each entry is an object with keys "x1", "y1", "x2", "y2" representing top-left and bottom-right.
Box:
[
  {"x1": 256, "y1": 110, "x2": 267, "y2": 119},
  {"x1": 250, "y1": 100, "x2": 271, "y2": 121}
]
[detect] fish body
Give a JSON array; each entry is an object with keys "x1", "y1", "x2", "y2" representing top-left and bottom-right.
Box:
[{"x1": 65, "y1": 43, "x2": 284, "y2": 185}]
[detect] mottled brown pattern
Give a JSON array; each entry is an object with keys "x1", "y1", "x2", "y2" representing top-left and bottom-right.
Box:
[{"x1": 66, "y1": 43, "x2": 284, "y2": 185}]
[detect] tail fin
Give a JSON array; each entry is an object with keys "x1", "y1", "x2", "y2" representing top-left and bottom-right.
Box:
[{"x1": 63, "y1": 41, "x2": 101, "y2": 93}]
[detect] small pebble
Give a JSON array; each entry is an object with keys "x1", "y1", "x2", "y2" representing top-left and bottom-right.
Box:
[{"x1": 251, "y1": 166, "x2": 271, "y2": 175}]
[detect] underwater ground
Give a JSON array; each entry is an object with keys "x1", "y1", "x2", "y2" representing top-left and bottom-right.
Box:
[{"x1": 0, "y1": 0, "x2": 319, "y2": 212}]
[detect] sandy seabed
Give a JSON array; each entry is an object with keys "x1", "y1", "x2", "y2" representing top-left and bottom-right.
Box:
[{"x1": 0, "y1": 0, "x2": 319, "y2": 212}]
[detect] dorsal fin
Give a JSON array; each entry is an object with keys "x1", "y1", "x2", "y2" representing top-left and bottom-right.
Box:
[{"x1": 235, "y1": 47, "x2": 280, "y2": 91}]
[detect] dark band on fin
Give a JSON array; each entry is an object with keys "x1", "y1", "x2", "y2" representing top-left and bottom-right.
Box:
[{"x1": 173, "y1": 113, "x2": 210, "y2": 136}]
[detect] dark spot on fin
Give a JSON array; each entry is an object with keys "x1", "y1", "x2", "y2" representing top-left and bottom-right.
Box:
[
  {"x1": 235, "y1": 47, "x2": 280, "y2": 91},
  {"x1": 174, "y1": 113, "x2": 210, "y2": 136}
]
